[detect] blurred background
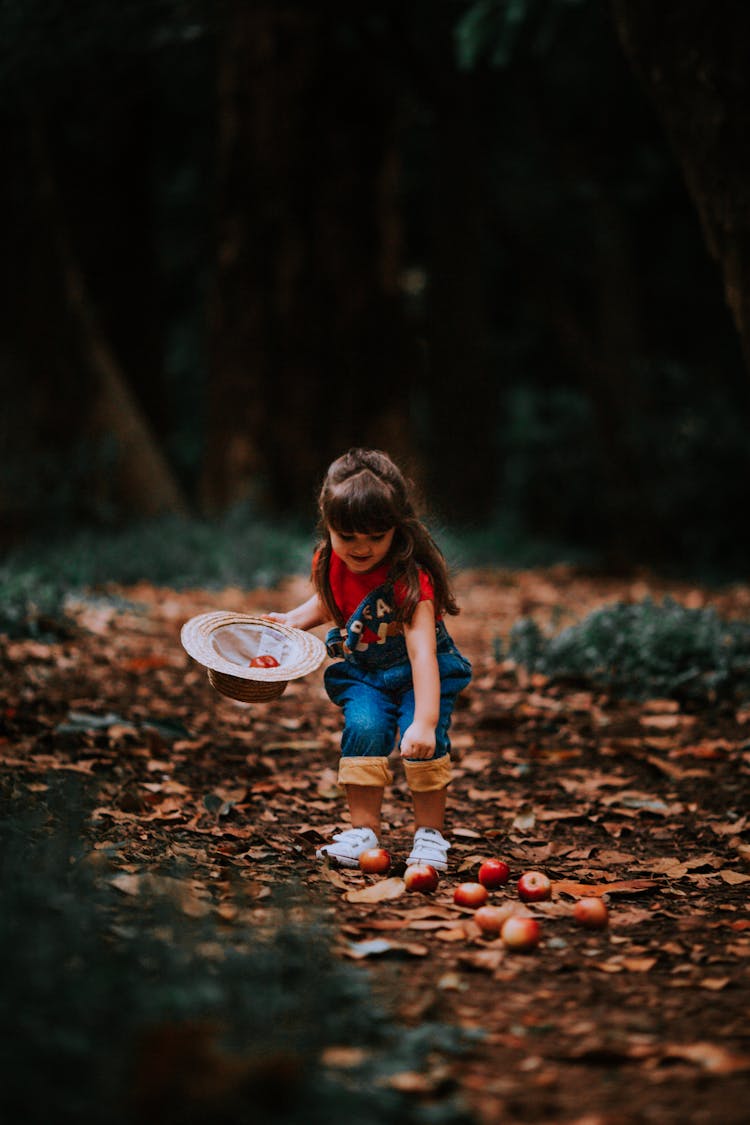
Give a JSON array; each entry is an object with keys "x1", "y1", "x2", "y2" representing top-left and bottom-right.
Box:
[{"x1": 2, "y1": 0, "x2": 749, "y2": 585}]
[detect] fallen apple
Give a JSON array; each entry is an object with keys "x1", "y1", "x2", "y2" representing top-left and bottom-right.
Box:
[
  {"x1": 453, "y1": 882, "x2": 488, "y2": 908},
  {"x1": 501, "y1": 915, "x2": 541, "y2": 952},
  {"x1": 473, "y1": 904, "x2": 513, "y2": 936},
  {"x1": 404, "y1": 863, "x2": 440, "y2": 894},
  {"x1": 358, "y1": 848, "x2": 392, "y2": 876},
  {"x1": 249, "y1": 654, "x2": 281, "y2": 668},
  {"x1": 517, "y1": 870, "x2": 551, "y2": 903},
  {"x1": 573, "y1": 896, "x2": 609, "y2": 930},
  {"x1": 478, "y1": 858, "x2": 511, "y2": 889}
]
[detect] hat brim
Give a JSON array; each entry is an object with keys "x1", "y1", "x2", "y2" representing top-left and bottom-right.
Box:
[{"x1": 180, "y1": 612, "x2": 326, "y2": 688}]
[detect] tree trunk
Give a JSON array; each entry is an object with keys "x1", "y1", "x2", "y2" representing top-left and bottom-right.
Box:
[
  {"x1": 31, "y1": 115, "x2": 189, "y2": 520},
  {"x1": 424, "y1": 82, "x2": 495, "y2": 523},
  {"x1": 201, "y1": 2, "x2": 416, "y2": 516},
  {"x1": 611, "y1": 0, "x2": 750, "y2": 375}
]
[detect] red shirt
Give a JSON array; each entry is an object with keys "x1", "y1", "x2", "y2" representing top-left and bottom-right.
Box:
[{"x1": 326, "y1": 552, "x2": 438, "y2": 642}]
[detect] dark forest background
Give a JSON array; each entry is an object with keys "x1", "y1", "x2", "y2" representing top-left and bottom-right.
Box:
[{"x1": 2, "y1": 0, "x2": 750, "y2": 581}]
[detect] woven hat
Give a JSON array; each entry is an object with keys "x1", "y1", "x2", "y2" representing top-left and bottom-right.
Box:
[{"x1": 180, "y1": 612, "x2": 326, "y2": 702}]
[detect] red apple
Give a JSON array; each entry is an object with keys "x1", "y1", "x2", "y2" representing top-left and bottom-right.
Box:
[
  {"x1": 501, "y1": 915, "x2": 541, "y2": 951},
  {"x1": 358, "y1": 848, "x2": 391, "y2": 876},
  {"x1": 249, "y1": 654, "x2": 280, "y2": 668},
  {"x1": 473, "y1": 904, "x2": 513, "y2": 936},
  {"x1": 478, "y1": 858, "x2": 511, "y2": 889},
  {"x1": 453, "y1": 882, "x2": 489, "y2": 908},
  {"x1": 404, "y1": 863, "x2": 440, "y2": 894},
  {"x1": 517, "y1": 870, "x2": 552, "y2": 903},
  {"x1": 573, "y1": 896, "x2": 609, "y2": 930}
]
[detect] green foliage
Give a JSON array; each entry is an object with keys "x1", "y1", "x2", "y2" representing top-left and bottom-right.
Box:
[
  {"x1": 0, "y1": 567, "x2": 69, "y2": 639},
  {"x1": 455, "y1": 0, "x2": 587, "y2": 71},
  {"x1": 0, "y1": 508, "x2": 312, "y2": 637},
  {"x1": 493, "y1": 369, "x2": 750, "y2": 578},
  {"x1": 0, "y1": 510, "x2": 314, "y2": 643},
  {"x1": 0, "y1": 780, "x2": 473, "y2": 1125},
  {"x1": 506, "y1": 597, "x2": 750, "y2": 702}
]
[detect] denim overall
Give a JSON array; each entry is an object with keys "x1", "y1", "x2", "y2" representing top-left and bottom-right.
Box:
[{"x1": 323, "y1": 580, "x2": 472, "y2": 768}]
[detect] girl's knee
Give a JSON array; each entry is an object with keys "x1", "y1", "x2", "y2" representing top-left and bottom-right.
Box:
[
  {"x1": 341, "y1": 711, "x2": 395, "y2": 757},
  {"x1": 403, "y1": 755, "x2": 452, "y2": 791}
]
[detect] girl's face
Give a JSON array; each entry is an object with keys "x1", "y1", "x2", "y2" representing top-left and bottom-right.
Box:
[{"x1": 329, "y1": 527, "x2": 395, "y2": 573}]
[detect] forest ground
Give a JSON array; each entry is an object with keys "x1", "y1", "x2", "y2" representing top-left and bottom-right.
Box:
[{"x1": 3, "y1": 566, "x2": 750, "y2": 1124}]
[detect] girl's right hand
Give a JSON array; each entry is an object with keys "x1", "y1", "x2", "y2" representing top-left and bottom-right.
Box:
[{"x1": 261, "y1": 594, "x2": 329, "y2": 632}]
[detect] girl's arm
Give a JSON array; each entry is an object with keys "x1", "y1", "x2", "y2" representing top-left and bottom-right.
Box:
[
  {"x1": 265, "y1": 593, "x2": 330, "y2": 631},
  {"x1": 400, "y1": 599, "x2": 440, "y2": 759}
]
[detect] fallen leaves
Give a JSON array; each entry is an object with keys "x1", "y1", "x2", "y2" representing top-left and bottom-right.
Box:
[{"x1": 3, "y1": 568, "x2": 750, "y2": 1125}]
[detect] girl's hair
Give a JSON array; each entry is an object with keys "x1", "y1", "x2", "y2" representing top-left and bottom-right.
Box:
[{"x1": 312, "y1": 448, "x2": 459, "y2": 625}]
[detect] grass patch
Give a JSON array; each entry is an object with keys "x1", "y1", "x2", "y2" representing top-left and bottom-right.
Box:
[
  {"x1": 0, "y1": 507, "x2": 312, "y2": 638},
  {"x1": 505, "y1": 597, "x2": 750, "y2": 702},
  {"x1": 0, "y1": 508, "x2": 588, "y2": 640}
]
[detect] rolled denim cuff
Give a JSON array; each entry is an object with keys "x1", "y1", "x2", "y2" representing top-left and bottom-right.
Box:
[
  {"x1": 338, "y1": 756, "x2": 394, "y2": 788},
  {"x1": 403, "y1": 755, "x2": 452, "y2": 792}
]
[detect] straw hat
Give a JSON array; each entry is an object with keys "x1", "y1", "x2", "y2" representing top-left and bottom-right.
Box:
[{"x1": 180, "y1": 612, "x2": 326, "y2": 702}]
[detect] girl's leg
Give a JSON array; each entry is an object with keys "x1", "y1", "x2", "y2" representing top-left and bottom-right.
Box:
[
  {"x1": 346, "y1": 784, "x2": 385, "y2": 834},
  {"x1": 322, "y1": 663, "x2": 398, "y2": 855},
  {"x1": 399, "y1": 684, "x2": 460, "y2": 869},
  {"x1": 411, "y1": 786, "x2": 446, "y2": 832}
]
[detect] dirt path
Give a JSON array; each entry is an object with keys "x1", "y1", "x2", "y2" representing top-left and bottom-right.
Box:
[{"x1": 2, "y1": 566, "x2": 749, "y2": 1123}]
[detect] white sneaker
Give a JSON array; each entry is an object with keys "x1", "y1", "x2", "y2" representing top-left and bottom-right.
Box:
[
  {"x1": 406, "y1": 827, "x2": 450, "y2": 872},
  {"x1": 316, "y1": 827, "x2": 379, "y2": 868}
]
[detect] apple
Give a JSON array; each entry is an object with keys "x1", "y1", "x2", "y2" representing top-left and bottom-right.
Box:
[
  {"x1": 501, "y1": 915, "x2": 541, "y2": 952},
  {"x1": 573, "y1": 896, "x2": 609, "y2": 930},
  {"x1": 249, "y1": 654, "x2": 280, "y2": 668},
  {"x1": 478, "y1": 858, "x2": 511, "y2": 889},
  {"x1": 517, "y1": 870, "x2": 552, "y2": 903},
  {"x1": 453, "y1": 882, "x2": 489, "y2": 908},
  {"x1": 473, "y1": 904, "x2": 513, "y2": 936},
  {"x1": 404, "y1": 863, "x2": 440, "y2": 894},
  {"x1": 358, "y1": 848, "x2": 391, "y2": 876}
]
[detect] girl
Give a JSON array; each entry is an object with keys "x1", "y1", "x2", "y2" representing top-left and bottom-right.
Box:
[{"x1": 267, "y1": 448, "x2": 472, "y2": 871}]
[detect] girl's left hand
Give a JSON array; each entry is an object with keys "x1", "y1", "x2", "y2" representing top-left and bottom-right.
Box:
[{"x1": 400, "y1": 720, "x2": 436, "y2": 760}]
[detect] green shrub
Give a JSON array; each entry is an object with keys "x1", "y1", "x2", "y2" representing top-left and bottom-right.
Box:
[
  {"x1": 0, "y1": 507, "x2": 313, "y2": 638},
  {"x1": 506, "y1": 596, "x2": 750, "y2": 701},
  {"x1": 0, "y1": 567, "x2": 70, "y2": 639}
]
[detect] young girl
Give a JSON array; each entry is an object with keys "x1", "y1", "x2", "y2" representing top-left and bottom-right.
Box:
[{"x1": 267, "y1": 448, "x2": 472, "y2": 871}]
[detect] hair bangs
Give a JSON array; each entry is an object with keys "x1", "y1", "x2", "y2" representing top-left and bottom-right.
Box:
[{"x1": 324, "y1": 472, "x2": 398, "y2": 535}]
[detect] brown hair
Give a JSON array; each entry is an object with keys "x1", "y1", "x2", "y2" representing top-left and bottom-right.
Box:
[{"x1": 312, "y1": 448, "x2": 460, "y2": 626}]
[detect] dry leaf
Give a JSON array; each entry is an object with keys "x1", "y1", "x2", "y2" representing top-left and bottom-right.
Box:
[
  {"x1": 345, "y1": 877, "x2": 405, "y2": 904},
  {"x1": 386, "y1": 1067, "x2": 451, "y2": 1094},
  {"x1": 321, "y1": 1046, "x2": 369, "y2": 1069},
  {"x1": 318, "y1": 864, "x2": 351, "y2": 890},
  {"x1": 599, "y1": 791, "x2": 681, "y2": 816},
  {"x1": 642, "y1": 699, "x2": 680, "y2": 714},
  {"x1": 553, "y1": 878, "x2": 658, "y2": 898},
  {"x1": 719, "y1": 870, "x2": 750, "y2": 885},
  {"x1": 699, "y1": 977, "x2": 731, "y2": 991},
  {"x1": 639, "y1": 714, "x2": 680, "y2": 730},
  {"x1": 621, "y1": 956, "x2": 658, "y2": 972},
  {"x1": 344, "y1": 938, "x2": 428, "y2": 959},
  {"x1": 108, "y1": 872, "x2": 141, "y2": 896},
  {"x1": 458, "y1": 948, "x2": 505, "y2": 972},
  {"x1": 663, "y1": 1042, "x2": 750, "y2": 1074}
]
